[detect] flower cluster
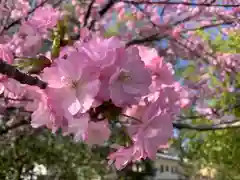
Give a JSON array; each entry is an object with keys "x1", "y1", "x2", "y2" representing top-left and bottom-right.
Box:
[
  {"x1": 0, "y1": 5, "x2": 189, "y2": 167},
  {"x1": 18, "y1": 37, "x2": 184, "y2": 169}
]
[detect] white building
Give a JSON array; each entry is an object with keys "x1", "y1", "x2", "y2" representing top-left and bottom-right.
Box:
[{"x1": 153, "y1": 153, "x2": 186, "y2": 180}]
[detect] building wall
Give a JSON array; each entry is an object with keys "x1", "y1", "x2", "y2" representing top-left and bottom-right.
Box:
[
  {"x1": 153, "y1": 156, "x2": 185, "y2": 180},
  {"x1": 152, "y1": 153, "x2": 216, "y2": 180}
]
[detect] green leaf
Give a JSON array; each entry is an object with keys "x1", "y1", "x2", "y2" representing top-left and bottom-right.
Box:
[
  {"x1": 51, "y1": 34, "x2": 61, "y2": 58},
  {"x1": 209, "y1": 74, "x2": 223, "y2": 88},
  {"x1": 182, "y1": 64, "x2": 196, "y2": 77}
]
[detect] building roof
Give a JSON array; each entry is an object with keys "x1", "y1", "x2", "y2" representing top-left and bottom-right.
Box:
[{"x1": 156, "y1": 153, "x2": 180, "y2": 161}]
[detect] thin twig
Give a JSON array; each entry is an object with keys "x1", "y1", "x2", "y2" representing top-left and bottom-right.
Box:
[
  {"x1": 89, "y1": 0, "x2": 117, "y2": 29},
  {"x1": 120, "y1": 113, "x2": 142, "y2": 124},
  {"x1": 83, "y1": 0, "x2": 96, "y2": 27},
  {"x1": 121, "y1": 113, "x2": 240, "y2": 131}
]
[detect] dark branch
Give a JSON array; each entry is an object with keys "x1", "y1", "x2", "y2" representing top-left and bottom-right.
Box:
[
  {"x1": 99, "y1": 0, "x2": 117, "y2": 16},
  {"x1": 83, "y1": 0, "x2": 96, "y2": 27},
  {"x1": 122, "y1": 113, "x2": 240, "y2": 131},
  {"x1": 126, "y1": 34, "x2": 162, "y2": 47},
  {"x1": 0, "y1": 59, "x2": 47, "y2": 89},
  {"x1": 123, "y1": 0, "x2": 240, "y2": 7},
  {"x1": 89, "y1": 0, "x2": 118, "y2": 29},
  {"x1": 173, "y1": 121, "x2": 240, "y2": 131}
]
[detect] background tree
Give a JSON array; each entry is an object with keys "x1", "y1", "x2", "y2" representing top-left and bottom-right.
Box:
[{"x1": 172, "y1": 30, "x2": 240, "y2": 180}]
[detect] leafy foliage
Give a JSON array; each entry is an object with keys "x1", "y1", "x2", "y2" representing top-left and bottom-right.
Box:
[{"x1": 0, "y1": 129, "x2": 111, "y2": 180}]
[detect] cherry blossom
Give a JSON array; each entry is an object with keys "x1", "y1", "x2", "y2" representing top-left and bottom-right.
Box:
[
  {"x1": 41, "y1": 51, "x2": 101, "y2": 116},
  {"x1": 84, "y1": 120, "x2": 111, "y2": 146},
  {"x1": 109, "y1": 48, "x2": 152, "y2": 106}
]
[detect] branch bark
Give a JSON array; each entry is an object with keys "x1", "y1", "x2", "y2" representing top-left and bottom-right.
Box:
[
  {"x1": 83, "y1": 0, "x2": 96, "y2": 27},
  {"x1": 122, "y1": 113, "x2": 240, "y2": 131},
  {"x1": 0, "y1": 59, "x2": 47, "y2": 89},
  {"x1": 89, "y1": 0, "x2": 117, "y2": 29},
  {"x1": 173, "y1": 120, "x2": 240, "y2": 131}
]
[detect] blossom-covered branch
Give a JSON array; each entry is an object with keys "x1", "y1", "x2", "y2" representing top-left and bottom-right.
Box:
[
  {"x1": 126, "y1": 19, "x2": 236, "y2": 46},
  {"x1": 2, "y1": 0, "x2": 49, "y2": 33}
]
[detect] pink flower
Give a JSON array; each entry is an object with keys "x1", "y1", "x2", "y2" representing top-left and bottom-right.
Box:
[
  {"x1": 175, "y1": 83, "x2": 192, "y2": 108},
  {"x1": 109, "y1": 48, "x2": 151, "y2": 106},
  {"x1": 78, "y1": 27, "x2": 93, "y2": 42},
  {"x1": 0, "y1": 83, "x2": 4, "y2": 94},
  {"x1": 0, "y1": 78, "x2": 27, "y2": 108},
  {"x1": 130, "y1": 112, "x2": 173, "y2": 160},
  {"x1": 76, "y1": 37, "x2": 125, "y2": 102},
  {"x1": 25, "y1": 86, "x2": 47, "y2": 112},
  {"x1": 2, "y1": 79, "x2": 26, "y2": 100},
  {"x1": 83, "y1": 120, "x2": 111, "y2": 146},
  {"x1": 41, "y1": 51, "x2": 100, "y2": 116},
  {"x1": 115, "y1": 89, "x2": 179, "y2": 169},
  {"x1": 29, "y1": 91, "x2": 53, "y2": 129},
  {"x1": 10, "y1": 22, "x2": 42, "y2": 56},
  {"x1": 63, "y1": 113, "x2": 89, "y2": 141},
  {"x1": 31, "y1": 106, "x2": 55, "y2": 129},
  {"x1": 58, "y1": 46, "x2": 77, "y2": 60},
  {"x1": 0, "y1": 44, "x2": 14, "y2": 64},
  {"x1": 149, "y1": 85, "x2": 181, "y2": 114},
  {"x1": 95, "y1": 0, "x2": 106, "y2": 4},
  {"x1": 10, "y1": 0, "x2": 30, "y2": 19},
  {"x1": 216, "y1": 53, "x2": 240, "y2": 72},
  {"x1": 138, "y1": 46, "x2": 175, "y2": 86},
  {"x1": 22, "y1": 86, "x2": 64, "y2": 133},
  {"x1": 76, "y1": 36, "x2": 123, "y2": 68},
  {"x1": 28, "y1": 5, "x2": 60, "y2": 33},
  {"x1": 108, "y1": 147, "x2": 134, "y2": 170}
]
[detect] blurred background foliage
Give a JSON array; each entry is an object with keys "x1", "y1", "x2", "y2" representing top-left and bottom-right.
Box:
[{"x1": 172, "y1": 30, "x2": 240, "y2": 180}]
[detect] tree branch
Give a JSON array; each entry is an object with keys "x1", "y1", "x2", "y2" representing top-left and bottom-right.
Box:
[
  {"x1": 0, "y1": 59, "x2": 47, "y2": 89},
  {"x1": 122, "y1": 113, "x2": 240, "y2": 131},
  {"x1": 125, "y1": 11, "x2": 198, "y2": 46},
  {"x1": 99, "y1": 0, "x2": 118, "y2": 17},
  {"x1": 83, "y1": 0, "x2": 96, "y2": 27},
  {"x1": 89, "y1": 0, "x2": 118, "y2": 29},
  {"x1": 123, "y1": 0, "x2": 240, "y2": 7},
  {"x1": 126, "y1": 34, "x2": 163, "y2": 47},
  {"x1": 126, "y1": 12, "x2": 235, "y2": 46},
  {"x1": 173, "y1": 120, "x2": 240, "y2": 131}
]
